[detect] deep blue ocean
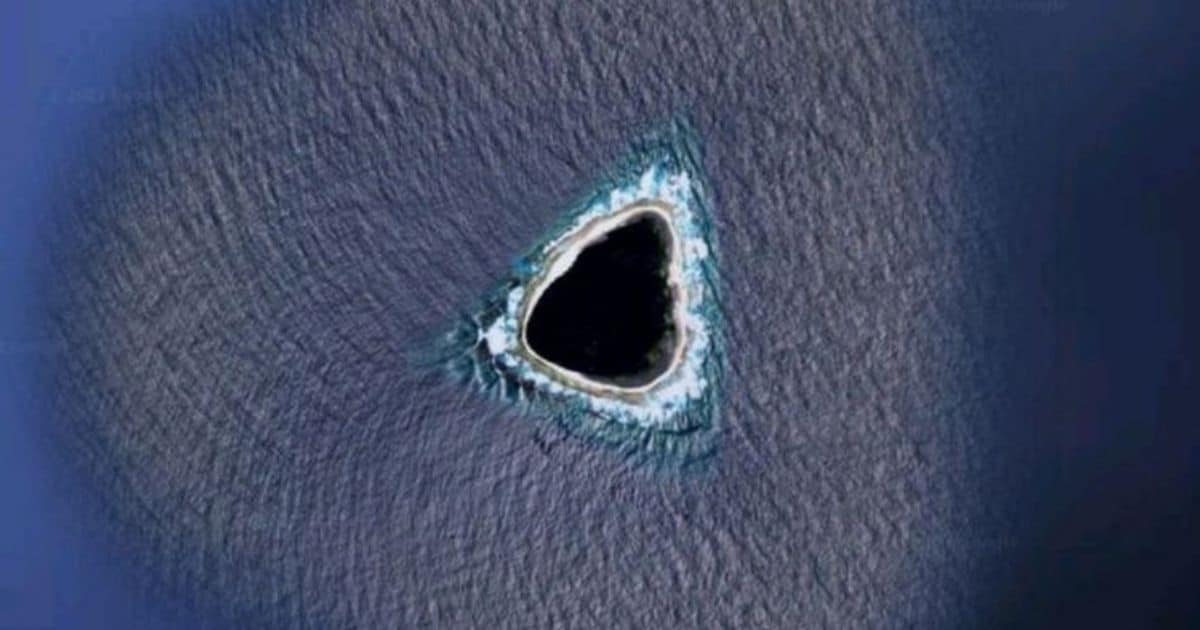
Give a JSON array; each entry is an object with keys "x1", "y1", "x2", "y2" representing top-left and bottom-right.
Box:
[{"x1": 2, "y1": 1, "x2": 1198, "y2": 628}]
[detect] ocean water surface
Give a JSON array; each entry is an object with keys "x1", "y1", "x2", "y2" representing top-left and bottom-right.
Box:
[{"x1": 16, "y1": 0, "x2": 1157, "y2": 627}]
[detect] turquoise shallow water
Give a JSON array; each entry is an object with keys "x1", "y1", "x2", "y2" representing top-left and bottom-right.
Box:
[{"x1": 443, "y1": 121, "x2": 725, "y2": 463}]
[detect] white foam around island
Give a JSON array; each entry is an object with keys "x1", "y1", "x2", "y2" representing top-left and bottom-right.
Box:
[{"x1": 477, "y1": 162, "x2": 716, "y2": 428}]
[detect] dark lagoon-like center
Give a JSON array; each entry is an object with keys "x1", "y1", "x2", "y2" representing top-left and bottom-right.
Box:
[
  {"x1": 524, "y1": 212, "x2": 678, "y2": 388},
  {"x1": 455, "y1": 137, "x2": 718, "y2": 437}
]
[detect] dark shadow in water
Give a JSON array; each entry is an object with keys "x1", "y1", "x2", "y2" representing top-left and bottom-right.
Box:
[{"x1": 959, "y1": 2, "x2": 1200, "y2": 627}]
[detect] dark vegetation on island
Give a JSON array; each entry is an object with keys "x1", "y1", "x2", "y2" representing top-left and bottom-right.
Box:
[{"x1": 524, "y1": 213, "x2": 678, "y2": 388}]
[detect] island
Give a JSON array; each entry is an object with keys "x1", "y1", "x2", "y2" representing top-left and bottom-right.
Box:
[
  {"x1": 520, "y1": 202, "x2": 687, "y2": 394},
  {"x1": 446, "y1": 122, "x2": 721, "y2": 448}
]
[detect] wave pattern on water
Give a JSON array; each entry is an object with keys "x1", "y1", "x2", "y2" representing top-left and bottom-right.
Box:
[{"x1": 39, "y1": 1, "x2": 1000, "y2": 628}]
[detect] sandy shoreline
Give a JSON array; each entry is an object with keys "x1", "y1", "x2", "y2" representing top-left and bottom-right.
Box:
[{"x1": 516, "y1": 200, "x2": 689, "y2": 400}]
